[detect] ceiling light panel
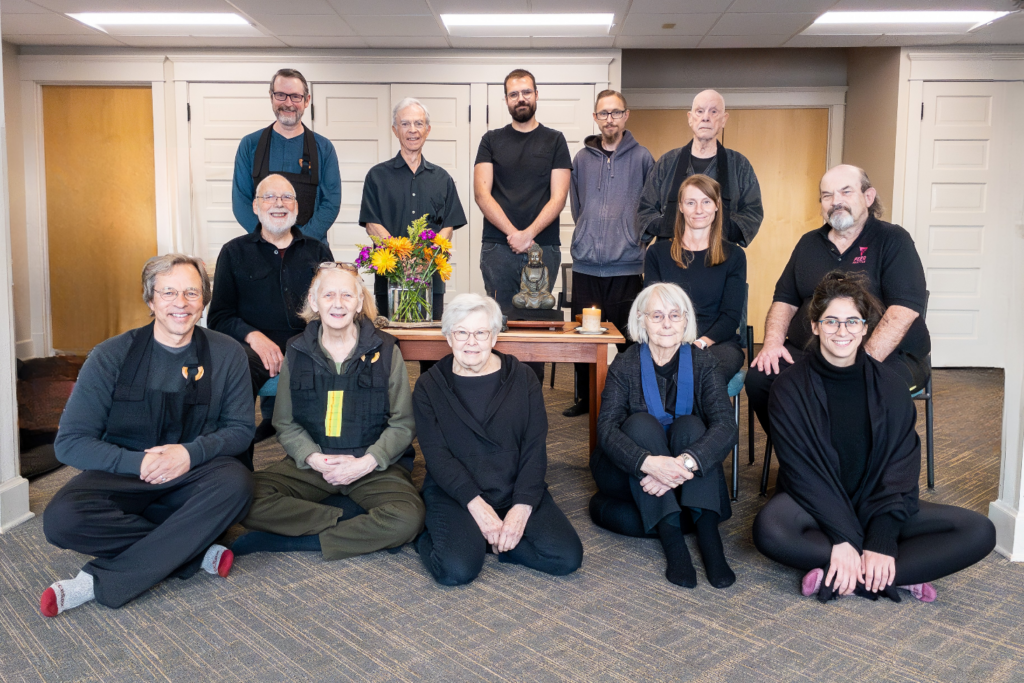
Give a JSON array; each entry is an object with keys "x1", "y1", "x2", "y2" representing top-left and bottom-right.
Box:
[
  {"x1": 440, "y1": 13, "x2": 615, "y2": 37},
  {"x1": 805, "y1": 10, "x2": 1013, "y2": 35},
  {"x1": 67, "y1": 13, "x2": 265, "y2": 37}
]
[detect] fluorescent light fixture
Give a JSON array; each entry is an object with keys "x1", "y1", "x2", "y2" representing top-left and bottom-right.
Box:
[
  {"x1": 805, "y1": 11, "x2": 1012, "y2": 35},
  {"x1": 441, "y1": 13, "x2": 614, "y2": 37},
  {"x1": 67, "y1": 12, "x2": 263, "y2": 37}
]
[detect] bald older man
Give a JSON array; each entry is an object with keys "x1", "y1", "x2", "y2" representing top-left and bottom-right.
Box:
[
  {"x1": 637, "y1": 89, "x2": 763, "y2": 246},
  {"x1": 744, "y1": 164, "x2": 931, "y2": 438}
]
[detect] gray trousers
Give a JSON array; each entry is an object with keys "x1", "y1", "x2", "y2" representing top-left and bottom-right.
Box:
[{"x1": 480, "y1": 241, "x2": 561, "y2": 309}]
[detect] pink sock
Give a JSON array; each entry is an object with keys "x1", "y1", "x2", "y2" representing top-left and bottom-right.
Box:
[
  {"x1": 801, "y1": 568, "x2": 824, "y2": 596},
  {"x1": 898, "y1": 582, "x2": 937, "y2": 602}
]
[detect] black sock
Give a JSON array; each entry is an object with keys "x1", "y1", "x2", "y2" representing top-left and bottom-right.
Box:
[
  {"x1": 231, "y1": 532, "x2": 321, "y2": 556},
  {"x1": 693, "y1": 511, "x2": 736, "y2": 589},
  {"x1": 657, "y1": 518, "x2": 696, "y2": 588}
]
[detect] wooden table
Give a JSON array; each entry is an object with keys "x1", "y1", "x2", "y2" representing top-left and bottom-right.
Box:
[{"x1": 390, "y1": 322, "x2": 625, "y2": 452}]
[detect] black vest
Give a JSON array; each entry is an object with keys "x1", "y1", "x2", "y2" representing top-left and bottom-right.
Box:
[
  {"x1": 660, "y1": 141, "x2": 732, "y2": 239},
  {"x1": 251, "y1": 123, "x2": 320, "y2": 227},
  {"x1": 287, "y1": 319, "x2": 396, "y2": 456}
]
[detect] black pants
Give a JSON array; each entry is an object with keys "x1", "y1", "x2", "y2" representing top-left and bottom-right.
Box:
[
  {"x1": 417, "y1": 486, "x2": 583, "y2": 586},
  {"x1": 744, "y1": 341, "x2": 930, "y2": 438},
  {"x1": 752, "y1": 492, "x2": 996, "y2": 586},
  {"x1": 706, "y1": 340, "x2": 745, "y2": 383},
  {"x1": 570, "y1": 272, "x2": 642, "y2": 403},
  {"x1": 43, "y1": 457, "x2": 253, "y2": 608},
  {"x1": 589, "y1": 413, "x2": 728, "y2": 535}
]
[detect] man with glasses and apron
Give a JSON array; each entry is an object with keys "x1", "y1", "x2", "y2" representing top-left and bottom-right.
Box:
[{"x1": 232, "y1": 68, "x2": 341, "y2": 242}]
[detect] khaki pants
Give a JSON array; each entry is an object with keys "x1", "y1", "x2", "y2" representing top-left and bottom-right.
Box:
[{"x1": 243, "y1": 457, "x2": 425, "y2": 561}]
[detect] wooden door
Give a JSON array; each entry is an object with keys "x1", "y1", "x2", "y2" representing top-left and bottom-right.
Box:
[
  {"x1": 627, "y1": 107, "x2": 829, "y2": 342},
  {"x1": 43, "y1": 86, "x2": 157, "y2": 355}
]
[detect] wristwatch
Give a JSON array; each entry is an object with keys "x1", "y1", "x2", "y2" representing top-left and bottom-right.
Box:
[
  {"x1": 682, "y1": 454, "x2": 697, "y2": 473},
  {"x1": 694, "y1": 339, "x2": 708, "y2": 350}
]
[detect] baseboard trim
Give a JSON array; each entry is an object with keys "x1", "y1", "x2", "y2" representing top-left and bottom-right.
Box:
[
  {"x1": 989, "y1": 499, "x2": 1024, "y2": 561},
  {"x1": 0, "y1": 476, "x2": 34, "y2": 533}
]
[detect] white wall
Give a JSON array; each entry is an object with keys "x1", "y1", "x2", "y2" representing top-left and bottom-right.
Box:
[{"x1": 2, "y1": 42, "x2": 29, "y2": 359}]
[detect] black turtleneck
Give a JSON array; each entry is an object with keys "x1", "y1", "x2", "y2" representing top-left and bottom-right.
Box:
[
  {"x1": 653, "y1": 346, "x2": 680, "y2": 416},
  {"x1": 810, "y1": 346, "x2": 900, "y2": 557}
]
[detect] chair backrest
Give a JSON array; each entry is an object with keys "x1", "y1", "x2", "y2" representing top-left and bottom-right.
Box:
[
  {"x1": 557, "y1": 263, "x2": 573, "y2": 310},
  {"x1": 737, "y1": 283, "x2": 748, "y2": 336}
]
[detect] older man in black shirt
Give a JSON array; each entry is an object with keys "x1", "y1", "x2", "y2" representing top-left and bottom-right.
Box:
[
  {"x1": 360, "y1": 97, "x2": 467, "y2": 320},
  {"x1": 209, "y1": 173, "x2": 333, "y2": 441},
  {"x1": 745, "y1": 164, "x2": 931, "y2": 438}
]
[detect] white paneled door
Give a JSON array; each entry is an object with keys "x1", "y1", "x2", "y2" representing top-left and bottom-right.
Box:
[
  {"x1": 310, "y1": 83, "x2": 392, "y2": 270},
  {"x1": 390, "y1": 85, "x2": 472, "y2": 300},
  {"x1": 486, "y1": 84, "x2": 598, "y2": 296},
  {"x1": 914, "y1": 81, "x2": 1014, "y2": 367},
  {"x1": 188, "y1": 83, "x2": 303, "y2": 264}
]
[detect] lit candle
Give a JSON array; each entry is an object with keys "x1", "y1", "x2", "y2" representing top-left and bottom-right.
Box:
[{"x1": 581, "y1": 306, "x2": 602, "y2": 332}]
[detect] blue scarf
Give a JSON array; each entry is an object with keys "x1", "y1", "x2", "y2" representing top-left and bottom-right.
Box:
[{"x1": 639, "y1": 343, "x2": 693, "y2": 431}]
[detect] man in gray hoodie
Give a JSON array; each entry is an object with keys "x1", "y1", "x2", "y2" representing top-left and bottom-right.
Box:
[{"x1": 564, "y1": 90, "x2": 655, "y2": 417}]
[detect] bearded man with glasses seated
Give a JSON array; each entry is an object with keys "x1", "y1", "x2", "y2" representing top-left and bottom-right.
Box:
[
  {"x1": 231, "y1": 68, "x2": 341, "y2": 242},
  {"x1": 40, "y1": 254, "x2": 255, "y2": 617},
  {"x1": 209, "y1": 173, "x2": 334, "y2": 442}
]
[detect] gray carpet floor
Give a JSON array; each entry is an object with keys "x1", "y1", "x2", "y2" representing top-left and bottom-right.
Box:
[{"x1": 1, "y1": 364, "x2": 1019, "y2": 682}]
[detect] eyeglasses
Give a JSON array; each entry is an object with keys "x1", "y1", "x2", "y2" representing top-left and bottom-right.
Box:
[
  {"x1": 451, "y1": 329, "x2": 492, "y2": 342},
  {"x1": 595, "y1": 110, "x2": 626, "y2": 120},
  {"x1": 818, "y1": 317, "x2": 866, "y2": 334},
  {"x1": 506, "y1": 89, "x2": 535, "y2": 101},
  {"x1": 319, "y1": 262, "x2": 359, "y2": 273},
  {"x1": 156, "y1": 288, "x2": 202, "y2": 302},
  {"x1": 642, "y1": 310, "x2": 685, "y2": 324},
  {"x1": 272, "y1": 91, "x2": 306, "y2": 104},
  {"x1": 257, "y1": 193, "x2": 297, "y2": 204},
  {"x1": 397, "y1": 121, "x2": 427, "y2": 131}
]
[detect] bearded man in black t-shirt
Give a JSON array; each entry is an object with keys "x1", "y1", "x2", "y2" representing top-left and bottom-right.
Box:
[{"x1": 745, "y1": 164, "x2": 931, "y2": 438}]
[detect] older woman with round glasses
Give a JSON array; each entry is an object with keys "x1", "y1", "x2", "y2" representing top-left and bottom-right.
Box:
[
  {"x1": 413, "y1": 293, "x2": 583, "y2": 585},
  {"x1": 753, "y1": 271, "x2": 995, "y2": 603},
  {"x1": 590, "y1": 282, "x2": 738, "y2": 589}
]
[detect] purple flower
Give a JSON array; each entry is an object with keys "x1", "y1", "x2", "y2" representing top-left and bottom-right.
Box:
[
  {"x1": 355, "y1": 246, "x2": 371, "y2": 266},
  {"x1": 419, "y1": 229, "x2": 436, "y2": 241},
  {"x1": 411, "y1": 277, "x2": 421, "y2": 284}
]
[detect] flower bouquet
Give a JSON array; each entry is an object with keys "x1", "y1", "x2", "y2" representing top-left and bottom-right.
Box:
[{"x1": 355, "y1": 215, "x2": 453, "y2": 323}]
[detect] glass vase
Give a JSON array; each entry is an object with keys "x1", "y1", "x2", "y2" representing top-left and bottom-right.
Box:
[{"x1": 388, "y1": 282, "x2": 433, "y2": 323}]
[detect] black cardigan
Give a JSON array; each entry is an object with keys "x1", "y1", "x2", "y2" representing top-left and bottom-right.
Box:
[
  {"x1": 413, "y1": 352, "x2": 547, "y2": 510},
  {"x1": 768, "y1": 351, "x2": 921, "y2": 553},
  {"x1": 596, "y1": 343, "x2": 737, "y2": 480}
]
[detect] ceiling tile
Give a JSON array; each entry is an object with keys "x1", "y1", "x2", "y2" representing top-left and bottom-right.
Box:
[
  {"x1": 698, "y1": 34, "x2": 792, "y2": 47},
  {"x1": 4, "y1": 12, "x2": 102, "y2": 34},
  {"x1": 344, "y1": 14, "x2": 442, "y2": 36},
  {"x1": 364, "y1": 35, "x2": 451, "y2": 47},
  {"x1": 250, "y1": 13, "x2": 355, "y2": 36},
  {"x1": 276, "y1": 34, "x2": 368, "y2": 47},
  {"x1": 529, "y1": 36, "x2": 615, "y2": 47},
  {"x1": 621, "y1": 13, "x2": 719, "y2": 36},
  {"x1": 231, "y1": 0, "x2": 336, "y2": 13},
  {"x1": 115, "y1": 34, "x2": 287, "y2": 47},
  {"x1": 872, "y1": 34, "x2": 968, "y2": 45},
  {"x1": 727, "y1": 0, "x2": 837, "y2": 12},
  {"x1": 614, "y1": 34, "x2": 703, "y2": 48},
  {"x1": 446, "y1": 35, "x2": 528, "y2": 48},
  {"x1": 784, "y1": 33, "x2": 879, "y2": 46},
  {"x1": 429, "y1": 0, "x2": 529, "y2": 12},
  {"x1": 710, "y1": 12, "x2": 818, "y2": 35},
  {"x1": 0, "y1": 0, "x2": 52, "y2": 14},
  {"x1": 1, "y1": 31, "x2": 125, "y2": 45},
  {"x1": 329, "y1": 0, "x2": 430, "y2": 12},
  {"x1": 629, "y1": 0, "x2": 732, "y2": 13},
  {"x1": 529, "y1": 0, "x2": 630, "y2": 12},
  {"x1": 963, "y1": 13, "x2": 1024, "y2": 42},
  {"x1": 29, "y1": 0, "x2": 234, "y2": 11}
]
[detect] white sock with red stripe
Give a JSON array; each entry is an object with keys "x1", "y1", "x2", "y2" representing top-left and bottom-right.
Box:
[
  {"x1": 40, "y1": 570, "x2": 95, "y2": 618},
  {"x1": 201, "y1": 544, "x2": 234, "y2": 578}
]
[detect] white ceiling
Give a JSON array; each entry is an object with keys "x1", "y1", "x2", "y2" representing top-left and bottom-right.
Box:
[{"x1": 1, "y1": 0, "x2": 1021, "y2": 49}]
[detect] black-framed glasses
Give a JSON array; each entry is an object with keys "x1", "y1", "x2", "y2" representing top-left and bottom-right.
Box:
[
  {"x1": 595, "y1": 110, "x2": 626, "y2": 120},
  {"x1": 642, "y1": 310, "x2": 685, "y2": 324},
  {"x1": 319, "y1": 262, "x2": 359, "y2": 273},
  {"x1": 451, "y1": 329, "x2": 492, "y2": 342},
  {"x1": 272, "y1": 91, "x2": 306, "y2": 103},
  {"x1": 257, "y1": 193, "x2": 297, "y2": 204},
  {"x1": 818, "y1": 317, "x2": 866, "y2": 334},
  {"x1": 156, "y1": 288, "x2": 202, "y2": 302}
]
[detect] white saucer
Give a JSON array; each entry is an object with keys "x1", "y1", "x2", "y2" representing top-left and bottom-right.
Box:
[{"x1": 574, "y1": 327, "x2": 609, "y2": 335}]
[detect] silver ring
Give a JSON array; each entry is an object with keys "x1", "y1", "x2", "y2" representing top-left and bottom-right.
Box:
[{"x1": 160, "y1": 477, "x2": 166, "y2": 483}]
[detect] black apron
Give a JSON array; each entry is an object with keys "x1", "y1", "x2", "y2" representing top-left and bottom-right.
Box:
[
  {"x1": 251, "y1": 123, "x2": 320, "y2": 227},
  {"x1": 104, "y1": 323, "x2": 253, "y2": 471},
  {"x1": 659, "y1": 141, "x2": 732, "y2": 239}
]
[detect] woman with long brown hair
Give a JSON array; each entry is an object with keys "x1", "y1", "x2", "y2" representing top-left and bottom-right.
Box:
[{"x1": 644, "y1": 174, "x2": 746, "y2": 378}]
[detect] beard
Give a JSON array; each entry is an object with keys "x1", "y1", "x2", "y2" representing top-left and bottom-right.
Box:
[
  {"x1": 828, "y1": 206, "x2": 855, "y2": 232},
  {"x1": 275, "y1": 105, "x2": 301, "y2": 126},
  {"x1": 259, "y1": 209, "x2": 297, "y2": 235},
  {"x1": 510, "y1": 100, "x2": 536, "y2": 123}
]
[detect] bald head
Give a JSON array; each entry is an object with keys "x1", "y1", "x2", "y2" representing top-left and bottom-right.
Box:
[
  {"x1": 688, "y1": 90, "x2": 728, "y2": 144},
  {"x1": 819, "y1": 164, "x2": 879, "y2": 233}
]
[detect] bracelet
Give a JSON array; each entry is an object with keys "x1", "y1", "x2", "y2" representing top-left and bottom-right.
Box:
[{"x1": 695, "y1": 339, "x2": 707, "y2": 350}]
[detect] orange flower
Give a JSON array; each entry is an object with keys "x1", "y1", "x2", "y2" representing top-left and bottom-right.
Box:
[
  {"x1": 431, "y1": 235, "x2": 453, "y2": 253},
  {"x1": 434, "y1": 254, "x2": 453, "y2": 282},
  {"x1": 386, "y1": 236, "x2": 414, "y2": 259}
]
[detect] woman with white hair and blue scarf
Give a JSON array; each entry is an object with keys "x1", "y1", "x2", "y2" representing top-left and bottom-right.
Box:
[{"x1": 590, "y1": 282, "x2": 738, "y2": 589}]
